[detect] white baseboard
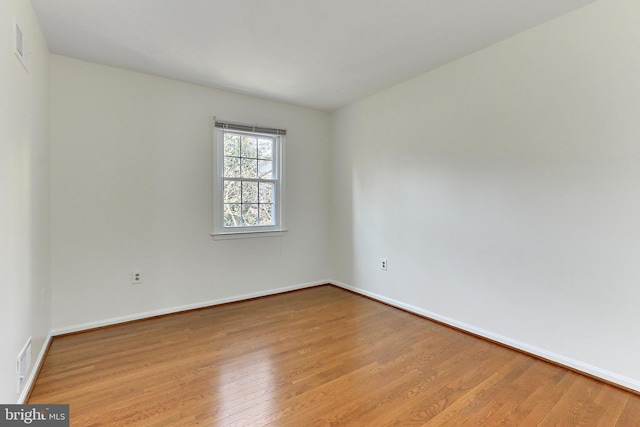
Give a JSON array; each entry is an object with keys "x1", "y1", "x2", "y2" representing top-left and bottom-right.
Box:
[
  {"x1": 330, "y1": 280, "x2": 640, "y2": 393},
  {"x1": 18, "y1": 333, "x2": 53, "y2": 404},
  {"x1": 52, "y1": 280, "x2": 328, "y2": 336}
]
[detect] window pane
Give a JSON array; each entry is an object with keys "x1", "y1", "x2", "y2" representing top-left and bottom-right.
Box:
[
  {"x1": 242, "y1": 204, "x2": 258, "y2": 226},
  {"x1": 258, "y1": 138, "x2": 273, "y2": 160},
  {"x1": 224, "y1": 134, "x2": 240, "y2": 157},
  {"x1": 241, "y1": 158, "x2": 257, "y2": 178},
  {"x1": 216, "y1": 128, "x2": 282, "y2": 234},
  {"x1": 242, "y1": 181, "x2": 258, "y2": 203},
  {"x1": 258, "y1": 204, "x2": 275, "y2": 226},
  {"x1": 224, "y1": 203, "x2": 243, "y2": 227},
  {"x1": 241, "y1": 136, "x2": 257, "y2": 158},
  {"x1": 259, "y1": 182, "x2": 274, "y2": 203},
  {"x1": 223, "y1": 180, "x2": 241, "y2": 203},
  {"x1": 224, "y1": 157, "x2": 240, "y2": 178},
  {"x1": 258, "y1": 160, "x2": 273, "y2": 179}
]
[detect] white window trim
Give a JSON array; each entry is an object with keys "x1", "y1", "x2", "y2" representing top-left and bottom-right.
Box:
[{"x1": 211, "y1": 125, "x2": 287, "y2": 239}]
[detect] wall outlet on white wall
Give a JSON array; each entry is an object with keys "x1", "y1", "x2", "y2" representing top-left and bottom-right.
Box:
[
  {"x1": 381, "y1": 259, "x2": 388, "y2": 271},
  {"x1": 132, "y1": 271, "x2": 143, "y2": 284}
]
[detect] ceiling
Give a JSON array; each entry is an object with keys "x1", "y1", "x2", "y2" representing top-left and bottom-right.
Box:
[{"x1": 32, "y1": 0, "x2": 598, "y2": 111}]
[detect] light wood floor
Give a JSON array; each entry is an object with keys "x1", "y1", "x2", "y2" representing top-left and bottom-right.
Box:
[{"x1": 29, "y1": 285, "x2": 640, "y2": 426}]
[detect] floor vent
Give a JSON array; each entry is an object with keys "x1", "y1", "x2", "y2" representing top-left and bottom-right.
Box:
[
  {"x1": 17, "y1": 337, "x2": 32, "y2": 394},
  {"x1": 14, "y1": 17, "x2": 29, "y2": 72}
]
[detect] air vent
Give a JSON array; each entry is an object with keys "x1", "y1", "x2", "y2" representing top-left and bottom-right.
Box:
[
  {"x1": 17, "y1": 337, "x2": 32, "y2": 394},
  {"x1": 14, "y1": 17, "x2": 29, "y2": 72}
]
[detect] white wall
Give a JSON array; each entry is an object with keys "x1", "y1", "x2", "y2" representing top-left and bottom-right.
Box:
[
  {"x1": 331, "y1": 0, "x2": 640, "y2": 387},
  {"x1": 50, "y1": 56, "x2": 331, "y2": 330},
  {"x1": 0, "y1": 0, "x2": 51, "y2": 403}
]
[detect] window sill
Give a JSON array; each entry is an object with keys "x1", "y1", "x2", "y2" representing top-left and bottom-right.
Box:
[{"x1": 211, "y1": 229, "x2": 288, "y2": 240}]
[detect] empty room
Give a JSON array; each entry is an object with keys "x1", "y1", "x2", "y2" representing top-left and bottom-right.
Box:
[{"x1": 3, "y1": 0, "x2": 640, "y2": 425}]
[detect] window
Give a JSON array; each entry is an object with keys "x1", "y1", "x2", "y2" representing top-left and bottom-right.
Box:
[{"x1": 213, "y1": 121, "x2": 286, "y2": 237}]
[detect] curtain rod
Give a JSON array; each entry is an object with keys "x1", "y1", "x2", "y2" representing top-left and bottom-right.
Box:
[{"x1": 213, "y1": 116, "x2": 286, "y2": 136}]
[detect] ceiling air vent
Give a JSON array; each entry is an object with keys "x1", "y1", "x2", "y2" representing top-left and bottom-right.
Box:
[{"x1": 14, "y1": 17, "x2": 29, "y2": 72}]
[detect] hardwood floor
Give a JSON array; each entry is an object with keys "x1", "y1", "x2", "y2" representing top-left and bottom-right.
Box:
[{"x1": 29, "y1": 285, "x2": 640, "y2": 426}]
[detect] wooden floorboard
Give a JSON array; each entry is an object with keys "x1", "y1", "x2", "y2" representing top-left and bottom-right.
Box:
[{"x1": 28, "y1": 285, "x2": 640, "y2": 426}]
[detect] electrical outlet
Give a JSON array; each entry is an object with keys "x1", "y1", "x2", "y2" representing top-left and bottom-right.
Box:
[
  {"x1": 132, "y1": 271, "x2": 143, "y2": 284},
  {"x1": 381, "y1": 259, "x2": 388, "y2": 271}
]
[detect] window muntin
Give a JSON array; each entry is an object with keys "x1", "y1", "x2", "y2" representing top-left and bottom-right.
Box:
[{"x1": 222, "y1": 132, "x2": 275, "y2": 227}]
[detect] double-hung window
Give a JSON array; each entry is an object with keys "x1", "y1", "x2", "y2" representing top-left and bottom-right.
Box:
[{"x1": 213, "y1": 120, "x2": 286, "y2": 237}]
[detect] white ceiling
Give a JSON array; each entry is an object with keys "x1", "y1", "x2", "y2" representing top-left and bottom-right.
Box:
[{"x1": 32, "y1": 0, "x2": 598, "y2": 111}]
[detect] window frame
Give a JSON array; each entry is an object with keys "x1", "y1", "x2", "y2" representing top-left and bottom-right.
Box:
[{"x1": 212, "y1": 125, "x2": 286, "y2": 239}]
